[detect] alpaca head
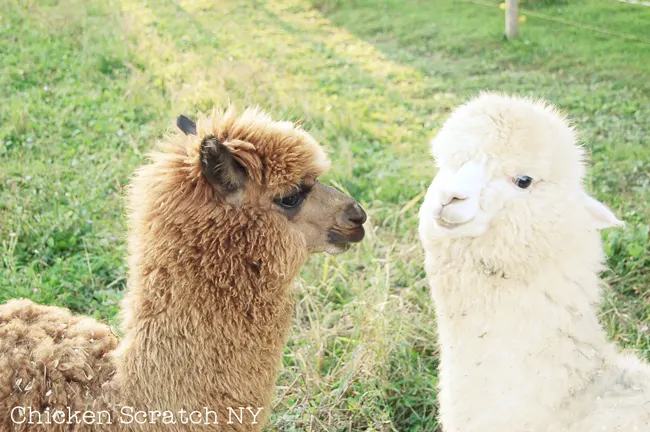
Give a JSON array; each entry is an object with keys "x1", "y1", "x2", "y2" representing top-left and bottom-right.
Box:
[
  {"x1": 419, "y1": 93, "x2": 622, "y2": 249},
  {"x1": 173, "y1": 106, "x2": 366, "y2": 256}
]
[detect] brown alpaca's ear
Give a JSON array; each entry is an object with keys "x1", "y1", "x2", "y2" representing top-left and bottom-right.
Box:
[
  {"x1": 177, "y1": 115, "x2": 197, "y2": 136},
  {"x1": 200, "y1": 136, "x2": 247, "y2": 194}
]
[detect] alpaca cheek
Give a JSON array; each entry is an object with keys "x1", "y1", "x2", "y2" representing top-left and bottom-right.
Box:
[{"x1": 479, "y1": 182, "x2": 511, "y2": 220}]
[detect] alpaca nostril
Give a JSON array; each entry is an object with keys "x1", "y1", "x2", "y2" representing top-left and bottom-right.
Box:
[{"x1": 344, "y1": 202, "x2": 367, "y2": 225}]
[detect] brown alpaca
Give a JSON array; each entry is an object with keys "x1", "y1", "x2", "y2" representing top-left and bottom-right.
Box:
[{"x1": 0, "y1": 106, "x2": 367, "y2": 431}]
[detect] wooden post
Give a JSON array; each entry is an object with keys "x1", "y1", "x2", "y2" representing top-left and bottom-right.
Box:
[{"x1": 505, "y1": 0, "x2": 519, "y2": 39}]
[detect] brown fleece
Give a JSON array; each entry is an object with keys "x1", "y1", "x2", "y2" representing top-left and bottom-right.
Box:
[
  {"x1": 0, "y1": 106, "x2": 337, "y2": 431},
  {"x1": 0, "y1": 300, "x2": 117, "y2": 431}
]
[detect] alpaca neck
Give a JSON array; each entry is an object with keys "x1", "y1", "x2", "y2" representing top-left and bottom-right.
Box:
[
  {"x1": 424, "y1": 234, "x2": 614, "y2": 431},
  {"x1": 106, "y1": 223, "x2": 306, "y2": 428}
]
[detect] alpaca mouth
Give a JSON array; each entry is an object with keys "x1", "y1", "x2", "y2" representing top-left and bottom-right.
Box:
[
  {"x1": 327, "y1": 226, "x2": 365, "y2": 247},
  {"x1": 435, "y1": 217, "x2": 470, "y2": 230}
]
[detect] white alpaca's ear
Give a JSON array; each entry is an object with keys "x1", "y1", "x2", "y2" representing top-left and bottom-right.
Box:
[{"x1": 583, "y1": 192, "x2": 624, "y2": 230}]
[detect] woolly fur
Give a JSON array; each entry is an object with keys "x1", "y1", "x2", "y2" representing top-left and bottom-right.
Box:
[
  {"x1": 0, "y1": 106, "x2": 333, "y2": 431},
  {"x1": 418, "y1": 93, "x2": 650, "y2": 432}
]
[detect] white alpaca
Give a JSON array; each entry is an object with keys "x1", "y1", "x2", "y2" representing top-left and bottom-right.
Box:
[{"x1": 418, "y1": 93, "x2": 650, "y2": 432}]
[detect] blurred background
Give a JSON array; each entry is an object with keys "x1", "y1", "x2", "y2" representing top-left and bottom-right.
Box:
[{"x1": 0, "y1": 0, "x2": 648, "y2": 430}]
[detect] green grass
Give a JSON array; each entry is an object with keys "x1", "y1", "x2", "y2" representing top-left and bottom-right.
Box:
[{"x1": 1, "y1": 0, "x2": 648, "y2": 430}]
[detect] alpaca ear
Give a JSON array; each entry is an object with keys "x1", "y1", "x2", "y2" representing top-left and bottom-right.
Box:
[
  {"x1": 177, "y1": 115, "x2": 197, "y2": 136},
  {"x1": 200, "y1": 136, "x2": 246, "y2": 194},
  {"x1": 583, "y1": 192, "x2": 624, "y2": 230}
]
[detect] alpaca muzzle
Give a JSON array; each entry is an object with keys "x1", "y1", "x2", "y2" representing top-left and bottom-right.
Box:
[{"x1": 328, "y1": 202, "x2": 367, "y2": 247}]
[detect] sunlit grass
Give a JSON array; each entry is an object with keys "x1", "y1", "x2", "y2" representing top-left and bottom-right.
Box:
[{"x1": 1, "y1": 0, "x2": 648, "y2": 430}]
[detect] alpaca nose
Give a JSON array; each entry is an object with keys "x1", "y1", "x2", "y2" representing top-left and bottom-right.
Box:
[{"x1": 344, "y1": 202, "x2": 367, "y2": 225}]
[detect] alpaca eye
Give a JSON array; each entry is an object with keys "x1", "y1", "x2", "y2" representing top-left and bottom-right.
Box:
[
  {"x1": 276, "y1": 193, "x2": 304, "y2": 209},
  {"x1": 513, "y1": 175, "x2": 533, "y2": 189}
]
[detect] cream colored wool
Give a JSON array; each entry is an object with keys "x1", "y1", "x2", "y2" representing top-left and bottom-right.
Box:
[{"x1": 418, "y1": 93, "x2": 650, "y2": 432}]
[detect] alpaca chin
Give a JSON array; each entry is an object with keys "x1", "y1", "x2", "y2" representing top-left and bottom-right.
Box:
[{"x1": 328, "y1": 226, "x2": 365, "y2": 246}]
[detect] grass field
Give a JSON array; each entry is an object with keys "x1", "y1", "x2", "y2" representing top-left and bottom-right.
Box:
[{"x1": 1, "y1": 0, "x2": 649, "y2": 430}]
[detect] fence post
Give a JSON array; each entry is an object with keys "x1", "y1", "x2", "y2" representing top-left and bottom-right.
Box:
[{"x1": 505, "y1": 0, "x2": 519, "y2": 39}]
